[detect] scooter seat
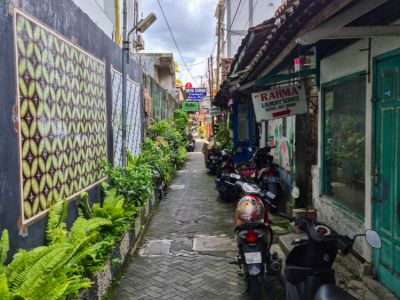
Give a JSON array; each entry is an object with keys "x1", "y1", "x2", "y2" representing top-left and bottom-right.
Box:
[{"x1": 314, "y1": 284, "x2": 357, "y2": 300}]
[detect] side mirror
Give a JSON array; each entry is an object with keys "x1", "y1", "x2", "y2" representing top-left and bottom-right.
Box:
[
  {"x1": 365, "y1": 230, "x2": 382, "y2": 249},
  {"x1": 291, "y1": 186, "x2": 300, "y2": 199}
]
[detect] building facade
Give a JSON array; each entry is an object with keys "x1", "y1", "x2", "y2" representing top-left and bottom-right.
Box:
[
  {"x1": 73, "y1": 0, "x2": 138, "y2": 45},
  {"x1": 137, "y1": 53, "x2": 177, "y2": 93},
  {"x1": 216, "y1": 0, "x2": 282, "y2": 58},
  {"x1": 312, "y1": 10, "x2": 400, "y2": 297},
  {"x1": 214, "y1": 0, "x2": 400, "y2": 297}
]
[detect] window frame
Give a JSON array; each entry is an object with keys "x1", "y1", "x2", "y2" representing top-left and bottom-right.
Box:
[{"x1": 320, "y1": 71, "x2": 367, "y2": 220}]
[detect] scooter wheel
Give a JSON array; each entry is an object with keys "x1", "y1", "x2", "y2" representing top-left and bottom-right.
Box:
[{"x1": 248, "y1": 276, "x2": 263, "y2": 300}]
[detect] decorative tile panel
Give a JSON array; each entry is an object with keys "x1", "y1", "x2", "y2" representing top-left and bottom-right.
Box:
[
  {"x1": 111, "y1": 68, "x2": 141, "y2": 165},
  {"x1": 14, "y1": 10, "x2": 107, "y2": 225}
]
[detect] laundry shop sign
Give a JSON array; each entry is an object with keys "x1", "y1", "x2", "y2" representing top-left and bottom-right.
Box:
[{"x1": 251, "y1": 84, "x2": 307, "y2": 121}]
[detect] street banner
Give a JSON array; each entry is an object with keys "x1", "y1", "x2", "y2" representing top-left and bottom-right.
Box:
[
  {"x1": 251, "y1": 84, "x2": 307, "y2": 122},
  {"x1": 182, "y1": 101, "x2": 199, "y2": 112}
]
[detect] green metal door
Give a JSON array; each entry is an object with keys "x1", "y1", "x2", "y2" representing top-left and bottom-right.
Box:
[{"x1": 374, "y1": 52, "x2": 400, "y2": 297}]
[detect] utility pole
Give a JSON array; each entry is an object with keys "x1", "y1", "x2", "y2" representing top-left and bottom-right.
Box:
[
  {"x1": 121, "y1": 0, "x2": 128, "y2": 168},
  {"x1": 121, "y1": 3, "x2": 156, "y2": 168},
  {"x1": 210, "y1": 55, "x2": 215, "y2": 136},
  {"x1": 210, "y1": 55, "x2": 214, "y2": 99},
  {"x1": 215, "y1": 2, "x2": 222, "y2": 90},
  {"x1": 208, "y1": 57, "x2": 212, "y2": 103}
]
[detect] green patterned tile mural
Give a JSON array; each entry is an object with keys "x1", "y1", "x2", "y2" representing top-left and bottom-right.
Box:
[{"x1": 14, "y1": 10, "x2": 107, "y2": 225}]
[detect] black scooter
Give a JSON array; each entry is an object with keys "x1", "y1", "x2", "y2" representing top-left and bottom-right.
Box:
[
  {"x1": 253, "y1": 146, "x2": 282, "y2": 200},
  {"x1": 216, "y1": 149, "x2": 235, "y2": 178},
  {"x1": 215, "y1": 150, "x2": 240, "y2": 201},
  {"x1": 206, "y1": 148, "x2": 221, "y2": 174},
  {"x1": 275, "y1": 188, "x2": 382, "y2": 300}
]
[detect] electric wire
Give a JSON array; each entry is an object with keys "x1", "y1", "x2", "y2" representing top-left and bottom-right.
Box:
[
  {"x1": 177, "y1": 58, "x2": 209, "y2": 67},
  {"x1": 218, "y1": 0, "x2": 245, "y2": 59},
  {"x1": 231, "y1": 0, "x2": 261, "y2": 53},
  {"x1": 156, "y1": 0, "x2": 199, "y2": 85},
  {"x1": 205, "y1": 0, "x2": 245, "y2": 93}
]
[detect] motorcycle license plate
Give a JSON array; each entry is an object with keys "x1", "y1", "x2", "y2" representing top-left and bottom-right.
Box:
[
  {"x1": 244, "y1": 252, "x2": 262, "y2": 264},
  {"x1": 267, "y1": 176, "x2": 278, "y2": 183}
]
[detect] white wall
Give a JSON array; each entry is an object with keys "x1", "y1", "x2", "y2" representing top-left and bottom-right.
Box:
[
  {"x1": 315, "y1": 35, "x2": 400, "y2": 262},
  {"x1": 73, "y1": 0, "x2": 114, "y2": 38},
  {"x1": 73, "y1": 0, "x2": 136, "y2": 42},
  {"x1": 223, "y1": 0, "x2": 281, "y2": 57}
]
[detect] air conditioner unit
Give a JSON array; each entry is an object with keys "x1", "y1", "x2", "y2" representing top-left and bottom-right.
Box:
[{"x1": 135, "y1": 34, "x2": 145, "y2": 51}]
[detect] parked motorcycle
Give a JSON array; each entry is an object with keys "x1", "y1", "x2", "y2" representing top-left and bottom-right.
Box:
[
  {"x1": 235, "y1": 146, "x2": 257, "y2": 180},
  {"x1": 214, "y1": 150, "x2": 239, "y2": 201},
  {"x1": 216, "y1": 149, "x2": 236, "y2": 178},
  {"x1": 215, "y1": 172, "x2": 241, "y2": 201},
  {"x1": 206, "y1": 148, "x2": 221, "y2": 174},
  {"x1": 215, "y1": 146, "x2": 262, "y2": 202},
  {"x1": 230, "y1": 180, "x2": 282, "y2": 299},
  {"x1": 252, "y1": 146, "x2": 284, "y2": 207},
  {"x1": 276, "y1": 187, "x2": 382, "y2": 300},
  {"x1": 188, "y1": 138, "x2": 195, "y2": 152}
]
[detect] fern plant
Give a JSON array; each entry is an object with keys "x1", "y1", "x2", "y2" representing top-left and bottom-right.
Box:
[
  {"x1": 0, "y1": 229, "x2": 9, "y2": 267},
  {"x1": 0, "y1": 227, "x2": 92, "y2": 300}
]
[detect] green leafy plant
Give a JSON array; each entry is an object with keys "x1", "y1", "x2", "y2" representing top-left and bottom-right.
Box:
[
  {"x1": 46, "y1": 198, "x2": 114, "y2": 272},
  {"x1": 102, "y1": 154, "x2": 154, "y2": 207},
  {"x1": 325, "y1": 116, "x2": 365, "y2": 182},
  {"x1": 148, "y1": 119, "x2": 182, "y2": 152},
  {"x1": 173, "y1": 109, "x2": 189, "y2": 133},
  {"x1": 214, "y1": 119, "x2": 232, "y2": 150},
  {"x1": 79, "y1": 187, "x2": 137, "y2": 250},
  {"x1": 0, "y1": 224, "x2": 92, "y2": 300}
]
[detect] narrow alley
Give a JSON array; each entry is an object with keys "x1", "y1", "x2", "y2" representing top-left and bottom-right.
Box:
[
  {"x1": 112, "y1": 141, "x2": 284, "y2": 300},
  {"x1": 1, "y1": 1, "x2": 400, "y2": 300}
]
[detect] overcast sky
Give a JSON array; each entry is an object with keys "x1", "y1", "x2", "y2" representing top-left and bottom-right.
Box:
[{"x1": 140, "y1": 0, "x2": 216, "y2": 87}]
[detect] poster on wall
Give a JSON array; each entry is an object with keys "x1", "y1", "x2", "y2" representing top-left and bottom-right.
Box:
[
  {"x1": 111, "y1": 68, "x2": 141, "y2": 166},
  {"x1": 251, "y1": 84, "x2": 307, "y2": 122},
  {"x1": 14, "y1": 10, "x2": 108, "y2": 225}
]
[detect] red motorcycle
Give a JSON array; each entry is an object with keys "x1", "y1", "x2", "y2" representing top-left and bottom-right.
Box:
[{"x1": 231, "y1": 181, "x2": 282, "y2": 299}]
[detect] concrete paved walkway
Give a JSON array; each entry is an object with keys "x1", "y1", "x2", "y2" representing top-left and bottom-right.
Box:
[{"x1": 112, "y1": 141, "x2": 283, "y2": 300}]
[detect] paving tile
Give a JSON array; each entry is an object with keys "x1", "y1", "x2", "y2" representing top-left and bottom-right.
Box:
[{"x1": 111, "y1": 142, "x2": 283, "y2": 299}]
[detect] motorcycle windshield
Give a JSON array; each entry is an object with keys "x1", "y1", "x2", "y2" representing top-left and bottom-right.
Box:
[{"x1": 242, "y1": 183, "x2": 262, "y2": 194}]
